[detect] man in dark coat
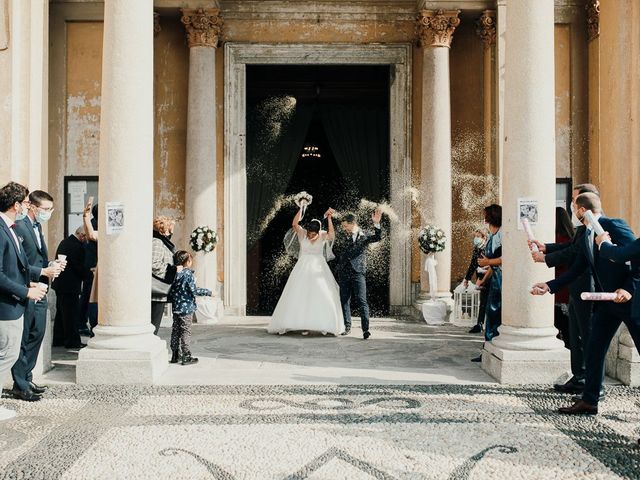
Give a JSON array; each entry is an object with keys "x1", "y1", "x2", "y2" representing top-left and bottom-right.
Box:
[
  {"x1": 10, "y1": 190, "x2": 63, "y2": 401},
  {"x1": 52, "y1": 227, "x2": 89, "y2": 349},
  {"x1": 331, "y1": 208, "x2": 382, "y2": 339}
]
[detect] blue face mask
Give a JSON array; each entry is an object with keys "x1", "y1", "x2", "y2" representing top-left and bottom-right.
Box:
[{"x1": 473, "y1": 237, "x2": 483, "y2": 247}]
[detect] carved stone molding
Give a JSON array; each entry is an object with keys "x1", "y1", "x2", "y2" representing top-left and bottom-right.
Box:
[
  {"x1": 181, "y1": 8, "x2": 224, "y2": 48},
  {"x1": 416, "y1": 9, "x2": 461, "y2": 48},
  {"x1": 476, "y1": 10, "x2": 496, "y2": 48},
  {"x1": 153, "y1": 12, "x2": 161, "y2": 38},
  {"x1": 586, "y1": 0, "x2": 600, "y2": 42}
]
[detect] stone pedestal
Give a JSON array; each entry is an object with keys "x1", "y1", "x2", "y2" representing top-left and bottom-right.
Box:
[
  {"x1": 415, "y1": 10, "x2": 459, "y2": 310},
  {"x1": 76, "y1": 0, "x2": 166, "y2": 384},
  {"x1": 481, "y1": 0, "x2": 569, "y2": 383},
  {"x1": 614, "y1": 326, "x2": 640, "y2": 385},
  {"x1": 181, "y1": 7, "x2": 223, "y2": 323}
]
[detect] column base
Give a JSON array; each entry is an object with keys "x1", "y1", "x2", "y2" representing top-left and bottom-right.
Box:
[
  {"x1": 76, "y1": 324, "x2": 167, "y2": 385},
  {"x1": 615, "y1": 335, "x2": 640, "y2": 386},
  {"x1": 481, "y1": 325, "x2": 569, "y2": 384}
]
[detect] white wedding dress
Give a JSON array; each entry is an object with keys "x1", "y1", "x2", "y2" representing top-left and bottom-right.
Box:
[{"x1": 268, "y1": 230, "x2": 345, "y2": 336}]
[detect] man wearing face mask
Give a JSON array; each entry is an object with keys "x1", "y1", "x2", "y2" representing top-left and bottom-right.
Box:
[
  {"x1": 528, "y1": 184, "x2": 599, "y2": 397},
  {"x1": 10, "y1": 191, "x2": 64, "y2": 402},
  {"x1": 0, "y1": 182, "x2": 47, "y2": 420}
]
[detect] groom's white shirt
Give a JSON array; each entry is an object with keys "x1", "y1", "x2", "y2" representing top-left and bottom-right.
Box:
[{"x1": 351, "y1": 224, "x2": 381, "y2": 243}]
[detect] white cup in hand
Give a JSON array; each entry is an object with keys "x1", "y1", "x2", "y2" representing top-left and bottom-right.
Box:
[
  {"x1": 57, "y1": 254, "x2": 67, "y2": 262},
  {"x1": 35, "y1": 282, "x2": 48, "y2": 303}
]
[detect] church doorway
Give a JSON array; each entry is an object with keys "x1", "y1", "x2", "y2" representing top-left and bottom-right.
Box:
[{"x1": 245, "y1": 65, "x2": 390, "y2": 316}]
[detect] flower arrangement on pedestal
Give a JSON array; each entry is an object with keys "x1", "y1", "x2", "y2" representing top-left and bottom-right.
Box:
[
  {"x1": 417, "y1": 224, "x2": 447, "y2": 324},
  {"x1": 417, "y1": 224, "x2": 446, "y2": 254},
  {"x1": 190, "y1": 226, "x2": 217, "y2": 253}
]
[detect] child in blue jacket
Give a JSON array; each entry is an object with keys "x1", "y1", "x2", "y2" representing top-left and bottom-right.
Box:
[{"x1": 168, "y1": 250, "x2": 212, "y2": 365}]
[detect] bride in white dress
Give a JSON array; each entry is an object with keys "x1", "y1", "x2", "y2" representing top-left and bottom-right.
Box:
[{"x1": 267, "y1": 207, "x2": 345, "y2": 336}]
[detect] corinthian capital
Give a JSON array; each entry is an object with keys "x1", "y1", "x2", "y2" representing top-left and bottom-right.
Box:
[
  {"x1": 476, "y1": 10, "x2": 496, "y2": 48},
  {"x1": 585, "y1": 1, "x2": 600, "y2": 42},
  {"x1": 417, "y1": 9, "x2": 460, "y2": 48},
  {"x1": 181, "y1": 8, "x2": 224, "y2": 48}
]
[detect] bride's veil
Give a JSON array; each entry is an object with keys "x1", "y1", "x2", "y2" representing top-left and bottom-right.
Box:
[{"x1": 283, "y1": 227, "x2": 336, "y2": 262}]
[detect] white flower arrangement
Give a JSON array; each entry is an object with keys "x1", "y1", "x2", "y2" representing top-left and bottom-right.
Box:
[
  {"x1": 418, "y1": 225, "x2": 446, "y2": 254},
  {"x1": 294, "y1": 191, "x2": 313, "y2": 208},
  {"x1": 190, "y1": 226, "x2": 218, "y2": 253}
]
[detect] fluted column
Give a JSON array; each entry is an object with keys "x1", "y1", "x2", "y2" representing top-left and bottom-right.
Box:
[
  {"x1": 416, "y1": 10, "x2": 459, "y2": 308},
  {"x1": 481, "y1": 0, "x2": 568, "y2": 384},
  {"x1": 77, "y1": 0, "x2": 167, "y2": 384},
  {"x1": 181, "y1": 7, "x2": 223, "y2": 322},
  {"x1": 476, "y1": 10, "x2": 496, "y2": 176}
]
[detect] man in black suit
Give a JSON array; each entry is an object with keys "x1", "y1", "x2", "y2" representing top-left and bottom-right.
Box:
[
  {"x1": 0, "y1": 182, "x2": 47, "y2": 418},
  {"x1": 10, "y1": 190, "x2": 63, "y2": 401},
  {"x1": 52, "y1": 227, "x2": 88, "y2": 349},
  {"x1": 529, "y1": 184, "x2": 599, "y2": 395},
  {"x1": 532, "y1": 193, "x2": 640, "y2": 415},
  {"x1": 332, "y1": 208, "x2": 382, "y2": 339},
  {"x1": 596, "y1": 230, "x2": 640, "y2": 445}
]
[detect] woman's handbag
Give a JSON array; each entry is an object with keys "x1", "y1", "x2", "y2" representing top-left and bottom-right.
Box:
[{"x1": 151, "y1": 274, "x2": 171, "y2": 296}]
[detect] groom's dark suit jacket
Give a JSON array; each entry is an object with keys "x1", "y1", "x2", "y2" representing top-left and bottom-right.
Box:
[
  {"x1": 333, "y1": 227, "x2": 381, "y2": 277},
  {"x1": 600, "y1": 237, "x2": 640, "y2": 319}
]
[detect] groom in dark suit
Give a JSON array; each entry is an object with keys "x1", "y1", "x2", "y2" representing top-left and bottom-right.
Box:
[
  {"x1": 331, "y1": 208, "x2": 382, "y2": 339},
  {"x1": 532, "y1": 192, "x2": 640, "y2": 415}
]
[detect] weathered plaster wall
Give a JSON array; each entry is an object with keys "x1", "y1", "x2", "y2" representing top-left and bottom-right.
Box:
[
  {"x1": 153, "y1": 18, "x2": 189, "y2": 248},
  {"x1": 555, "y1": 24, "x2": 572, "y2": 179},
  {"x1": 0, "y1": 0, "x2": 10, "y2": 180}
]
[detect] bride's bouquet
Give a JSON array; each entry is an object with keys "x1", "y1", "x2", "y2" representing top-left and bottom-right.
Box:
[
  {"x1": 190, "y1": 226, "x2": 218, "y2": 253},
  {"x1": 294, "y1": 191, "x2": 313, "y2": 208},
  {"x1": 418, "y1": 224, "x2": 446, "y2": 254}
]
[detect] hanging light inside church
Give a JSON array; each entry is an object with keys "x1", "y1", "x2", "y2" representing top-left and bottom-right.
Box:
[{"x1": 301, "y1": 144, "x2": 321, "y2": 159}]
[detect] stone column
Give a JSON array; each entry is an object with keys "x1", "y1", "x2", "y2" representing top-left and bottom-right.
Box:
[
  {"x1": 10, "y1": 0, "x2": 30, "y2": 184},
  {"x1": 415, "y1": 10, "x2": 459, "y2": 309},
  {"x1": 181, "y1": 7, "x2": 223, "y2": 322},
  {"x1": 77, "y1": 0, "x2": 167, "y2": 384},
  {"x1": 481, "y1": 0, "x2": 568, "y2": 384},
  {"x1": 476, "y1": 10, "x2": 496, "y2": 176}
]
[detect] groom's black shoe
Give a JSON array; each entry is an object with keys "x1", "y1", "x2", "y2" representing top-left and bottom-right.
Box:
[
  {"x1": 363, "y1": 331, "x2": 371, "y2": 340},
  {"x1": 341, "y1": 328, "x2": 351, "y2": 336}
]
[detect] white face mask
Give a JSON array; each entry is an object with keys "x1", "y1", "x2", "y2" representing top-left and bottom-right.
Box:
[
  {"x1": 473, "y1": 237, "x2": 483, "y2": 247},
  {"x1": 570, "y1": 203, "x2": 582, "y2": 227},
  {"x1": 36, "y1": 210, "x2": 53, "y2": 223}
]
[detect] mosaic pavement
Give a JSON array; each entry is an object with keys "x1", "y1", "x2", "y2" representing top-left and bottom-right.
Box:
[{"x1": 1, "y1": 384, "x2": 639, "y2": 479}]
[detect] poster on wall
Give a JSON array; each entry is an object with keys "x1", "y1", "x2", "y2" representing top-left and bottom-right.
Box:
[
  {"x1": 105, "y1": 202, "x2": 124, "y2": 235},
  {"x1": 517, "y1": 198, "x2": 539, "y2": 230}
]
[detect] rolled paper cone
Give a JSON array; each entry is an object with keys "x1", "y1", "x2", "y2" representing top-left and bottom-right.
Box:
[
  {"x1": 580, "y1": 292, "x2": 617, "y2": 301},
  {"x1": 521, "y1": 218, "x2": 539, "y2": 252},
  {"x1": 583, "y1": 210, "x2": 605, "y2": 235}
]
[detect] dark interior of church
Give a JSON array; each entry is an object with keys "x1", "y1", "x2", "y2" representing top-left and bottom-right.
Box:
[{"x1": 246, "y1": 65, "x2": 391, "y2": 316}]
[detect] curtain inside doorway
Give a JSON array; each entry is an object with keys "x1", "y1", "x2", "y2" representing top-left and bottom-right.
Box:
[
  {"x1": 246, "y1": 102, "x2": 314, "y2": 246},
  {"x1": 319, "y1": 104, "x2": 389, "y2": 201}
]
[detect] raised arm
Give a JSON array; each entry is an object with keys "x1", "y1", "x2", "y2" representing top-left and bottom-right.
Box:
[
  {"x1": 292, "y1": 207, "x2": 303, "y2": 235},
  {"x1": 326, "y1": 208, "x2": 335, "y2": 241},
  {"x1": 82, "y1": 200, "x2": 98, "y2": 242}
]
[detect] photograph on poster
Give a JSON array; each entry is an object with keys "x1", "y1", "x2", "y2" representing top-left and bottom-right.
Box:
[
  {"x1": 105, "y1": 202, "x2": 124, "y2": 235},
  {"x1": 517, "y1": 198, "x2": 539, "y2": 230}
]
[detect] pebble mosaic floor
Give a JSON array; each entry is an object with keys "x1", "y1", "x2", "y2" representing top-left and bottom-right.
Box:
[{"x1": 1, "y1": 384, "x2": 639, "y2": 479}]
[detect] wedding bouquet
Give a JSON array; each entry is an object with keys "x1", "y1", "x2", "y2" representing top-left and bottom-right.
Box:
[
  {"x1": 190, "y1": 226, "x2": 217, "y2": 253},
  {"x1": 294, "y1": 191, "x2": 313, "y2": 208},
  {"x1": 418, "y1": 225, "x2": 446, "y2": 254}
]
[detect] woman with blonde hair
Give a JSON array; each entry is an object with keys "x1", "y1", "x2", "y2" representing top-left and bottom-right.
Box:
[{"x1": 151, "y1": 216, "x2": 181, "y2": 335}]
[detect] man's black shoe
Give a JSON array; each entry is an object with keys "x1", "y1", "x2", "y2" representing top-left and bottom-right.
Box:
[
  {"x1": 363, "y1": 331, "x2": 371, "y2": 340},
  {"x1": 470, "y1": 355, "x2": 482, "y2": 363},
  {"x1": 11, "y1": 389, "x2": 42, "y2": 402},
  {"x1": 29, "y1": 382, "x2": 47, "y2": 394},
  {"x1": 468, "y1": 324, "x2": 482, "y2": 334},
  {"x1": 572, "y1": 390, "x2": 605, "y2": 403},
  {"x1": 65, "y1": 343, "x2": 87, "y2": 350},
  {"x1": 341, "y1": 329, "x2": 351, "y2": 336},
  {"x1": 553, "y1": 380, "x2": 585, "y2": 394}
]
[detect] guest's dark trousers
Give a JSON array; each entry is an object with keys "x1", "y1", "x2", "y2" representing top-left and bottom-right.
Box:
[
  {"x1": 54, "y1": 293, "x2": 81, "y2": 348},
  {"x1": 11, "y1": 298, "x2": 47, "y2": 391},
  {"x1": 476, "y1": 287, "x2": 489, "y2": 327},
  {"x1": 567, "y1": 295, "x2": 592, "y2": 384},
  {"x1": 79, "y1": 271, "x2": 94, "y2": 330},
  {"x1": 582, "y1": 304, "x2": 640, "y2": 406},
  {"x1": 151, "y1": 301, "x2": 165, "y2": 335},
  {"x1": 171, "y1": 312, "x2": 193, "y2": 355},
  {"x1": 338, "y1": 269, "x2": 370, "y2": 333}
]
